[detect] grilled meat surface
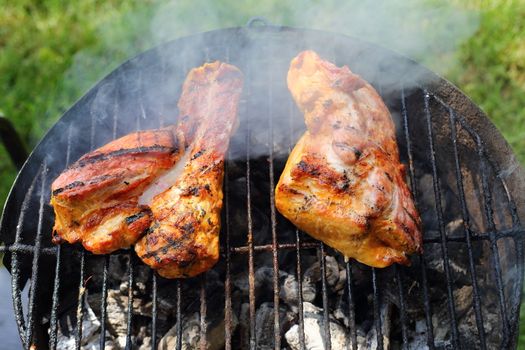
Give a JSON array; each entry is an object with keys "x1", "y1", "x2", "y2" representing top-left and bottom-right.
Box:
[
  {"x1": 51, "y1": 61, "x2": 242, "y2": 262},
  {"x1": 135, "y1": 62, "x2": 243, "y2": 278},
  {"x1": 51, "y1": 126, "x2": 184, "y2": 254},
  {"x1": 275, "y1": 51, "x2": 422, "y2": 267}
]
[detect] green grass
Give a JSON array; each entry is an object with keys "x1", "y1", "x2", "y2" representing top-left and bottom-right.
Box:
[
  {"x1": 0, "y1": 0, "x2": 524, "y2": 347},
  {"x1": 446, "y1": 0, "x2": 525, "y2": 162},
  {"x1": 0, "y1": 0, "x2": 158, "y2": 206}
]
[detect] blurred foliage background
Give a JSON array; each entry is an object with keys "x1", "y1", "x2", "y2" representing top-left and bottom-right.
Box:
[{"x1": 0, "y1": 0, "x2": 524, "y2": 347}]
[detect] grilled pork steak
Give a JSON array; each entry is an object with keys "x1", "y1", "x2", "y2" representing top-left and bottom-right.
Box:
[
  {"x1": 275, "y1": 51, "x2": 422, "y2": 267},
  {"x1": 51, "y1": 61, "x2": 243, "y2": 268},
  {"x1": 135, "y1": 62, "x2": 243, "y2": 278}
]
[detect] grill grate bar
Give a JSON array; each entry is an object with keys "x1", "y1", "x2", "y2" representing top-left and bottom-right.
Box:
[
  {"x1": 267, "y1": 71, "x2": 281, "y2": 350},
  {"x1": 0, "y1": 245, "x2": 56, "y2": 255},
  {"x1": 224, "y1": 158, "x2": 233, "y2": 350},
  {"x1": 3, "y1": 225, "x2": 520, "y2": 257},
  {"x1": 500, "y1": 178, "x2": 525, "y2": 346},
  {"x1": 476, "y1": 136, "x2": 511, "y2": 346},
  {"x1": 394, "y1": 265, "x2": 409, "y2": 349},
  {"x1": 99, "y1": 255, "x2": 110, "y2": 349},
  {"x1": 246, "y1": 130, "x2": 257, "y2": 350},
  {"x1": 151, "y1": 272, "x2": 158, "y2": 350},
  {"x1": 125, "y1": 253, "x2": 135, "y2": 350},
  {"x1": 345, "y1": 261, "x2": 357, "y2": 350},
  {"x1": 421, "y1": 228, "x2": 523, "y2": 243},
  {"x1": 319, "y1": 243, "x2": 332, "y2": 350},
  {"x1": 289, "y1": 92, "x2": 306, "y2": 350},
  {"x1": 371, "y1": 268, "x2": 383, "y2": 350},
  {"x1": 50, "y1": 124, "x2": 73, "y2": 350},
  {"x1": 435, "y1": 90, "x2": 519, "y2": 347},
  {"x1": 231, "y1": 242, "x2": 318, "y2": 253},
  {"x1": 419, "y1": 256, "x2": 435, "y2": 349},
  {"x1": 25, "y1": 165, "x2": 47, "y2": 347},
  {"x1": 11, "y1": 172, "x2": 39, "y2": 349},
  {"x1": 424, "y1": 91, "x2": 461, "y2": 348},
  {"x1": 448, "y1": 109, "x2": 487, "y2": 349},
  {"x1": 176, "y1": 280, "x2": 183, "y2": 350},
  {"x1": 401, "y1": 87, "x2": 435, "y2": 349},
  {"x1": 75, "y1": 251, "x2": 86, "y2": 350},
  {"x1": 225, "y1": 227, "x2": 525, "y2": 254},
  {"x1": 295, "y1": 229, "x2": 306, "y2": 350},
  {"x1": 223, "y1": 46, "x2": 234, "y2": 350},
  {"x1": 500, "y1": 179, "x2": 521, "y2": 229},
  {"x1": 199, "y1": 273, "x2": 208, "y2": 350},
  {"x1": 74, "y1": 103, "x2": 101, "y2": 349},
  {"x1": 49, "y1": 245, "x2": 62, "y2": 350}
]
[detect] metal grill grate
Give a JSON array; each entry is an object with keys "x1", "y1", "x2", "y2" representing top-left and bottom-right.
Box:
[{"x1": 0, "y1": 24, "x2": 524, "y2": 350}]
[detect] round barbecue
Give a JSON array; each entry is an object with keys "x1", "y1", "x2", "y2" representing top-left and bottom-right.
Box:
[{"x1": 1, "y1": 21, "x2": 523, "y2": 349}]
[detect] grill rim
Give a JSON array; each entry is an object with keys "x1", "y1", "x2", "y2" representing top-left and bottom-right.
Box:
[{"x1": 0, "y1": 23, "x2": 523, "y2": 349}]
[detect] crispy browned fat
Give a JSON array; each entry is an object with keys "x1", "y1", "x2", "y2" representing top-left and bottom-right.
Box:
[
  {"x1": 50, "y1": 126, "x2": 185, "y2": 254},
  {"x1": 135, "y1": 62, "x2": 243, "y2": 278},
  {"x1": 275, "y1": 50, "x2": 422, "y2": 267}
]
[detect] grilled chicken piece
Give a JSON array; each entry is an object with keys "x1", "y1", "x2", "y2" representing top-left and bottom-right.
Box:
[
  {"x1": 275, "y1": 51, "x2": 422, "y2": 267},
  {"x1": 135, "y1": 62, "x2": 243, "y2": 278},
  {"x1": 51, "y1": 127, "x2": 184, "y2": 254}
]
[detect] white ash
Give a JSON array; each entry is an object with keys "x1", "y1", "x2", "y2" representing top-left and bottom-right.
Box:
[
  {"x1": 105, "y1": 287, "x2": 150, "y2": 339},
  {"x1": 333, "y1": 266, "x2": 347, "y2": 293},
  {"x1": 138, "y1": 336, "x2": 152, "y2": 350},
  {"x1": 453, "y1": 285, "x2": 473, "y2": 317},
  {"x1": 159, "y1": 309, "x2": 238, "y2": 350},
  {"x1": 55, "y1": 297, "x2": 116, "y2": 350},
  {"x1": 285, "y1": 302, "x2": 351, "y2": 350},
  {"x1": 333, "y1": 294, "x2": 349, "y2": 327},
  {"x1": 407, "y1": 320, "x2": 430, "y2": 350},
  {"x1": 431, "y1": 307, "x2": 451, "y2": 346}
]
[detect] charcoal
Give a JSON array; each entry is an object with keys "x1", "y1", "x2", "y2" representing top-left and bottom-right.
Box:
[
  {"x1": 254, "y1": 302, "x2": 288, "y2": 349},
  {"x1": 233, "y1": 266, "x2": 276, "y2": 297},
  {"x1": 237, "y1": 303, "x2": 250, "y2": 349},
  {"x1": 303, "y1": 255, "x2": 340, "y2": 287},
  {"x1": 365, "y1": 301, "x2": 392, "y2": 350},
  {"x1": 280, "y1": 273, "x2": 316, "y2": 309}
]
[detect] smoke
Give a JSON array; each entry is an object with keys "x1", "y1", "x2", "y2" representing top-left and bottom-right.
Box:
[
  {"x1": 56, "y1": 0, "x2": 482, "y2": 163},
  {"x1": 54, "y1": 0, "x2": 481, "y2": 157},
  {"x1": 148, "y1": 0, "x2": 479, "y2": 74},
  {"x1": 61, "y1": 0, "x2": 479, "y2": 95}
]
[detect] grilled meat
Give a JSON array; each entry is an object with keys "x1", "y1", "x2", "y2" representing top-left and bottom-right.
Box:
[
  {"x1": 135, "y1": 62, "x2": 243, "y2": 278},
  {"x1": 275, "y1": 51, "x2": 422, "y2": 267},
  {"x1": 51, "y1": 126, "x2": 184, "y2": 254}
]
